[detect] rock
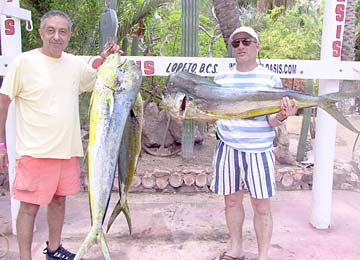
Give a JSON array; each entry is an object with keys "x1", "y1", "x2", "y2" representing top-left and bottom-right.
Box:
[
  {"x1": 340, "y1": 183, "x2": 354, "y2": 190},
  {"x1": 142, "y1": 175, "x2": 156, "y2": 189},
  {"x1": 183, "y1": 174, "x2": 195, "y2": 186},
  {"x1": 281, "y1": 173, "x2": 294, "y2": 188},
  {"x1": 195, "y1": 173, "x2": 207, "y2": 187},
  {"x1": 153, "y1": 168, "x2": 171, "y2": 177},
  {"x1": 142, "y1": 102, "x2": 174, "y2": 147},
  {"x1": 156, "y1": 176, "x2": 169, "y2": 190},
  {"x1": 207, "y1": 173, "x2": 214, "y2": 186},
  {"x1": 346, "y1": 173, "x2": 359, "y2": 183},
  {"x1": 293, "y1": 173, "x2": 303, "y2": 181},
  {"x1": 274, "y1": 124, "x2": 297, "y2": 165},
  {"x1": 169, "y1": 173, "x2": 183, "y2": 188}
]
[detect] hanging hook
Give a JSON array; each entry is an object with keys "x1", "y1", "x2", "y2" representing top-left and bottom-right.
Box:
[{"x1": 25, "y1": 19, "x2": 33, "y2": 31}]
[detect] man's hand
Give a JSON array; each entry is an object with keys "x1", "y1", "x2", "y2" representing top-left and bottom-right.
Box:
[
  {"x1": 277, "y1": 96, "x2": 299, "y2": 121},
  {"x1": 100, "y1": 40, "x2": 124, "y2": 59}
]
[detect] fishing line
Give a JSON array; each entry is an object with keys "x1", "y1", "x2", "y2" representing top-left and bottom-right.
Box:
[
  {"x1": 352, "y1": 133, "x2": 360, "y2": 154},
  {"x1": 257, "y1": 49, "x2": 262, "y2": 66}
]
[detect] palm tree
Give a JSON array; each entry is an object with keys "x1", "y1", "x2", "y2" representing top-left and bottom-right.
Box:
[
  {"x1": 341, "y1": 0, "x2": 357, "y2": 62},
  {"x1": 340, "y1": 0, "x2": 357, "y2": 111},
  {"x1": 212, "y1": 0, "x2": 240, "y2": 53},
  {"x1": 257, "y1": 0, "x2": 296, "y2": 13}
]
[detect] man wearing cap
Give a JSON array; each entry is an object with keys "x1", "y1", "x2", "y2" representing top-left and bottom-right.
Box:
[{"x1": 210, "y1": 26, "x2": 298, "y2": 260}]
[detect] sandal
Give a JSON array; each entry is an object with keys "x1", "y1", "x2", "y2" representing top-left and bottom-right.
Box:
[{"x1": 219, "y1": 252, "x2": 245, "y2": 260}]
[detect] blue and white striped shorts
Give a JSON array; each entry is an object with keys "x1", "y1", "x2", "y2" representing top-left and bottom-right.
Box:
[{"x1": 210, "y1": 141, "x2": 276, "y2": 198}]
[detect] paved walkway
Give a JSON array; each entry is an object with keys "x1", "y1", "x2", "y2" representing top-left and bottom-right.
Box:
[{"x1": 1, "y1": 190, "x2": 360, "y2": 260}]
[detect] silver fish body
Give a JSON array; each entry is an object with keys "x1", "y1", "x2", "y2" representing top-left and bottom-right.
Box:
[
  {"x1": 75, "y1": 55, "x2": 142, "y2": 260},
  {"x1": 106, "y1": 93, "x2": 143, "y2": 234},
  {"x1": 162, "y1": 71, "x2": 360, "y2": 133}
]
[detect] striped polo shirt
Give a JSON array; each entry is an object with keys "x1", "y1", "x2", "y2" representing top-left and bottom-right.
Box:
[{"x1": 215, "y1": 65, "x2": 283, "y2": 152}]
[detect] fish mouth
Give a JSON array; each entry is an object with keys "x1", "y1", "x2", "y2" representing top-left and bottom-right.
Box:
[
  {"x1": 160, "y1": 92, "x2": 188, "y2": 118},
  {"x1": 179, "y1": 94, "x2": 187, "y2": 116}
]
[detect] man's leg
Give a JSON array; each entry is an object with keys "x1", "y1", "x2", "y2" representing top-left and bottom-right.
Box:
[
  {"x1": 16, "y1": 201, "x2": 40, "y2": 260},
  {"x1": 47, "y1": 195, "x2": 66, "y2": 251},
  {"x1": 250, "y1": 198, "x2": 272, "y2": 260},
  {"x1": 224, "y1": 191, "x2": 245, "y2": 258}
]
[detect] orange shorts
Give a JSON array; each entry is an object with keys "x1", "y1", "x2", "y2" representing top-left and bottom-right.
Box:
[{"x1": 12, "y1": 156, "x2": 81, "y2": 205}]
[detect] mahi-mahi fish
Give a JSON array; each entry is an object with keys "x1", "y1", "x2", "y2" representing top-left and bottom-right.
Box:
[
  {"x1": 74, "y1": 54, "x2": 142, "y2": 260},
  {"x1": 161, "y1": 71, "x2": 360, "y2": 133},
  {"x1": 106, "y1": 93, "x2": 144, "y2": 234}
]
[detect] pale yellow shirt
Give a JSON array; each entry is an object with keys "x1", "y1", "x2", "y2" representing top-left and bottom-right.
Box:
[{"x1": 0, "y1": 49, "x2": 96, "y2": 159}]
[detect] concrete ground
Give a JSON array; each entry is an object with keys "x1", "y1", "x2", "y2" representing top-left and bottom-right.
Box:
[{"x1": 1, "y1": 190, "x2": 360, "y2": 260}]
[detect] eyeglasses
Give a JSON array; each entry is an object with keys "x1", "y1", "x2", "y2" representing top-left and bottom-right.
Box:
[{"x1": 231, "y1": 38, "x2": 257, "y2": 48}]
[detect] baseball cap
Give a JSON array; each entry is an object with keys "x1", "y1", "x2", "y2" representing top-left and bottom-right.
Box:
[{"x1": 229, "y1": 26, "x2": 259, "y2": 42}]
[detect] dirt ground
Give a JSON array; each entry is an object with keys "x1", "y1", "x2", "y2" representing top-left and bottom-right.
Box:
[
  {"x1": 1, "y1": 116, "x2": 360, "y2": 260},
  {"x1": 1, "y1": 190, "x2": 360, "y2": 260}
]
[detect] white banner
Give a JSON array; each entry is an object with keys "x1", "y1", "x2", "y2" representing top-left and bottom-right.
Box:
[
  {"x1": 84, "y1": 55, "x2": 360, "y2": 80},
  {"x1": 1, "y1": 54, "x2": 360, "y2": 80}
]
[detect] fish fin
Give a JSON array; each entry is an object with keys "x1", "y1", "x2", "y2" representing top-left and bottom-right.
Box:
[
  {"x1": 122, "y1": 200, "x2": 132, "y2": 235},
  {"x1": 98, "y1": 231, "x2": 111, "y2": 259},
  {"x1": 74, "y1": 228, "x2": 97, "y2": 260},
  {"x1": 177, "y1": 71, "x2": 221, "y2": 88},
  {"x1": 319, "y1": 92, "x2": 360, "y2": 133},
  {"x1": 75, "y1": 227, "x2": 111, "y2": 260},
  {"x1": 106, "y1": 199, "x2": 132, "y2": 235},
  {"x1": 106, "y1": 200, "x2": 121, "y2": 233}
]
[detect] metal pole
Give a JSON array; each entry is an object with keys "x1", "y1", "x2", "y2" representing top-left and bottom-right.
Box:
[
  {"x1": 0, "y1": 0, "x2": 31, "y2": 235},
  {"x1": 311, "y1": 0, "x2": 347, "y2": 229}
]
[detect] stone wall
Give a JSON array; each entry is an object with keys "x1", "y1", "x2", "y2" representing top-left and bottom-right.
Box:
[
  {"x1": 1, "y1": 159, "x2": 359, "y2": 195},
  {"x1": 77, "y1": 161, "x2": 360, "y2": 193}
]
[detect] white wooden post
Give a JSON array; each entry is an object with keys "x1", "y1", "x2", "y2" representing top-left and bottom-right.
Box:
[
  {"x1": 311, "y1": 0, "x2": 347, "y2": 229},
  {"x1": 0, "y1": 0, "x2": 32, "y2": 235}
]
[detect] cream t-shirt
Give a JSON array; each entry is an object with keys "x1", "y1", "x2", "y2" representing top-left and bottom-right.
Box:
[{"x1": 0, "y1": 49, "x2": 96, "y2": 159}]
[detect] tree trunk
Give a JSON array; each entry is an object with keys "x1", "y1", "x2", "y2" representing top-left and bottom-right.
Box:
[
  {"x1": 340, "y1": 0, "x2": 357, "y2": 113},
  {"x1": 212, "y1": 0, "x2": 240, "y2": 52},
  {"x1": 341, "y1": 0, "x2": 356, "y2": 62},
  {"x1": 257, "y1": 0, "x2": 295, "y2": 13}
]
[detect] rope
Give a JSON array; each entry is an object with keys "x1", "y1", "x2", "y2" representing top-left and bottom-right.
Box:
[
  {"x1": 0, "y1": 232, "x2": 9, "y2": 258},
  {"x1": 352, "y1": 133, "x2": 360, "y2": 155}
]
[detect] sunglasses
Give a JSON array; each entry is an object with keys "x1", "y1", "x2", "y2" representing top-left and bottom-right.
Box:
[{"x1": 231, "y1": 38, "x2": 257, "y2": 48}]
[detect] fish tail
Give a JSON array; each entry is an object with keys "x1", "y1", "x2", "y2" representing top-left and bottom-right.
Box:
[
  {"x1": 319, "y1": 91, "x2": 360, "y2": 133},
  {"x1": 98, "y1": 231, "x2": 112, "y2": 260},
  {"x1": 122, "y1": 200, "x2": 132, "y2": 234},
  {"x1": 74, "y1": 228, "x2": 111, "y2": 260},
  {"x1": 74, "y1": 228, "x2": 96, "y2": 260},
  {"x1": 106, "y1": 200, "x2": 121, "y2": 233},
  {"x1": 106, "y1": 199, "x2": 132, "y2": 234}
]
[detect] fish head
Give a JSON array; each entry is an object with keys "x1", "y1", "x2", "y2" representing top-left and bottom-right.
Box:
[
  {"x1": 113, "y1": 60, "x2": 142, "y2": 98},
  {"x1": 160, "y1": 92, "x2": 188, "y2": 118},
  {"x1": 97, "y1": 53, "x2": 124, "y2": 91},
  {"x1": 160, "y1": 92, "x2": 215, "y2": 121},
  {"x1": 163, "y1": 72, "x2": 196, "y2": 98}
]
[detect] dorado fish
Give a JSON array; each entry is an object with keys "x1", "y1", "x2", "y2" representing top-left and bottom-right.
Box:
[
  {"x1": 161, "y1": 71, "x2": 360, "y2": 133},
  {"x1": 74, "y1": 55, "x2": 142, "y2": 260},
  {"x1": 106, "y1": 93, "x2": 143, "y2": 234}
]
